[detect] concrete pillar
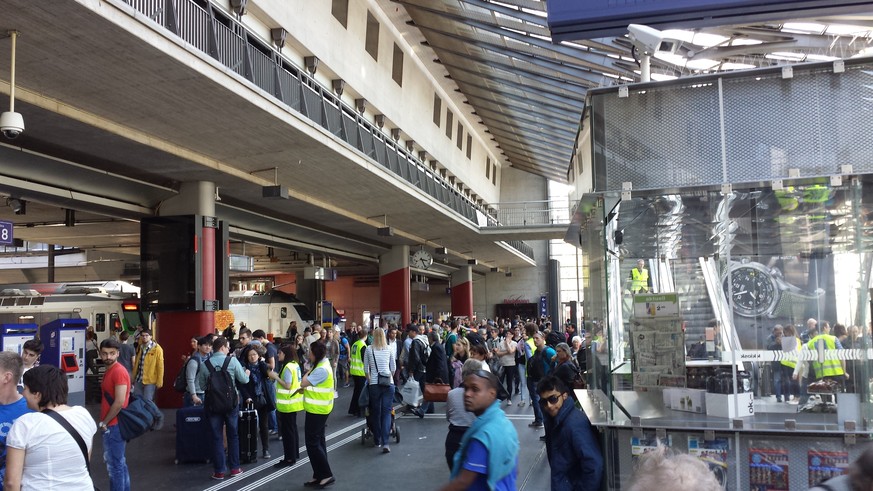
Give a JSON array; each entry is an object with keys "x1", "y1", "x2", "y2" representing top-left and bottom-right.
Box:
[
  {"x1": 451, "y1": 266, "x2": 473, "y2": 320},
  {"x1": 380, "y1": 246, "x2": 410, "y2": 327},
  {"x1": 155, "y1": 181, "x2": 218, "y2": 408}
]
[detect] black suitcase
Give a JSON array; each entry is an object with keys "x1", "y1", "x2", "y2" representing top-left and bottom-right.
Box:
[
  {"x1": 175, "y1": 405, "x2": 214, "y2": 464},
  {"x1": 238, "y1": 404, "x2": 259, "y2": 464}
]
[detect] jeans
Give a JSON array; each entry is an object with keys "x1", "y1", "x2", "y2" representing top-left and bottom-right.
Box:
[
  {"x1": 527, "y1": 377, "x2": 543, "y2": 423},
  {"x1": 103, "y1": 425, "x2": 130, "y2": 491},
  {"x1": 772, "y1": 363, "x2": 784, "y2": 401},
  {"x1": 305, "y1": 412, "x2": 332, "y2": 480},
  {"x1": 277, "y1": 411, "x2": 300, "y2": 462},
  {"x1": 501, "y1": 365, "x2": 519, "y2": 401},
  {"x1": 517, "y1": 364, "x2": 527, "y2": 401},
  {"x1": 209, "y1": 410, "x2": 240, "y2": 474},
  {"x1": 419, "y1": 377, "x2": 433, "y2": 413},
  {"x1": 134, "y1": 381, "x2": 156, "y2": 402},
  {"x1": 368, "y1": 384, "x2": 395, "y2": 446}
]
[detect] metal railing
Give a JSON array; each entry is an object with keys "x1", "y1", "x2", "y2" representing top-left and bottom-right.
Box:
[
  {"x1": 486, "y1": 199, "x2": 572, "y2": 227},
  {"x1": 120, "y1": 0, "x2": 536, "y2": 262}
]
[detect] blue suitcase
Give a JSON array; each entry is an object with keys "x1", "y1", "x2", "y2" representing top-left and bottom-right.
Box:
[{"x1": 175, "y1": 405, "x2": 214, "y2": 464}]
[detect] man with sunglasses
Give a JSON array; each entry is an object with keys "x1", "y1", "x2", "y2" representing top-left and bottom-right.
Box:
[
  {"x1": 439, "y1": 370, "x2": 519, "y2": 491},
  {"x1": 538, "y1": 375, "x2": 603, "y2": 491}
]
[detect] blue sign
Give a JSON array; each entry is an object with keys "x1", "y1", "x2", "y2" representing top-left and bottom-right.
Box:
[
  {"x1": 0, "y1": 220, "x2": 12, "y2": 245},
  {"x1": 546, "y1": 0, "x2": 872, "y2": 40},
  {"x1": 539, "y1": 295, "x2": 548, "y2": 318}
]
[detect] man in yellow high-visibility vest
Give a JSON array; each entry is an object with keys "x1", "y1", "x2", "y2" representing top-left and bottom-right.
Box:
[
  {"x1": 629, "y1": 260, "x2": 652, "y2": 294},
  {"x1": 347, "y1": 329, "x2": 368, "y2": 417}
]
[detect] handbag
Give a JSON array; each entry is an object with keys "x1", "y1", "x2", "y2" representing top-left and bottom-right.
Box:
[
  {"x1": 423, "y1": 378, "x2": 451, "y2": 403},
  {"x1": 376, "y1": 351, "x2": 393, "y2": 387},
  {"x1": 44, "y1": 409, "x2": 100, "y2": 491}
]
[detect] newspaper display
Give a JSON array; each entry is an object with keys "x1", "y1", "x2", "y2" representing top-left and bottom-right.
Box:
[
  {"x1": 631, "y1": 432, "x2": 672, "y2": 463},
  {"x1": 630, "y1": 315, "x2": 685, "y2": 390}
]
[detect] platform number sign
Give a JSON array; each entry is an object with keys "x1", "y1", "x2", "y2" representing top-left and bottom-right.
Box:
[{"x1": 0, "y1": 220, "x2": 12, "y2": 246}]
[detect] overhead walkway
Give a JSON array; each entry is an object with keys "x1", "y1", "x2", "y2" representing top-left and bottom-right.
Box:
[{"x1": 479, "y1": 199, "x2": 571, "y2": 241}]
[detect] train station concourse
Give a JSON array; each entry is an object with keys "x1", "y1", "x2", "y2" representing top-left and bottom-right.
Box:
[{"x1": 2, "y1": 0, "x2": 873, "y2": 489}]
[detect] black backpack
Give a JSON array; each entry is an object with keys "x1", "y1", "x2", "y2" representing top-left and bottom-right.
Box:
[
  {"x1": 527, "y1": 349, "x2": 546, "y2": 381},
  {"x1": 204, "y1": 356, "x2": 238, "y2": 414},
  {"x1": 173, "y1": 357, "x2": 200, "y2": 393}
]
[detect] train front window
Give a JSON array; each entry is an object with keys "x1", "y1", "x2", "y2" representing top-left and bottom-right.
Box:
[{"x1": 95, "y1": 313, "x2": 106, "y2": 332}]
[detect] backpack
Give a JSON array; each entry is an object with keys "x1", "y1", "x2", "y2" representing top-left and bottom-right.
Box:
[
  {"x1": 546, "y1": 331, "x2": 564, "y2": 349},
  {"x1": 204, "y1": 356, "x2": 238, "y2": 414},
  {"x1": 527, "y1": 349, "x2": 546, "y2": 381},
  {"x1": 416, "y1": 337, "x2": 431, "y2": 361},
  {"x1": 173, "y1": 357, "x2": 200, "y2": 393},
  {"x1": 103, "y1": 391, "x2": 164, "y2": 442}
]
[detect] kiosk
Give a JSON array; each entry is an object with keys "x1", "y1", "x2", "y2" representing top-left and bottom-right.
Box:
[
  {"x1": 39, "y1": 318, "x2": 87, "y2": 405},
  {"x1": 0, "y1": 323, "x2": 38, "y2": 355}
]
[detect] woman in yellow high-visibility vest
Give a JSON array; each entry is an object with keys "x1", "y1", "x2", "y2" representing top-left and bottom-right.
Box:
[
  {"x1": 268, "y1": 344, "x2": 303, "y2": 468},
  {"x1": 299, "y1": 341, "x2": 335, "y2": 488}
]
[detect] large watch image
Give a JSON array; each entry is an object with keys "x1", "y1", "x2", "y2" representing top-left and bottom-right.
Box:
[{"x1": 722, "y1": 259, "x2": 824, "y2": 318}]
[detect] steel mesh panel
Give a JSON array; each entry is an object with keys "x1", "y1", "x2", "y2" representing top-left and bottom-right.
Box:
[
  {"x1": 723, "y1": 66, "x2": 873, "y2": 182},
  {"x1": 592, "y1": 63, "x2": 873, "y2": 192},
  {"x1": 593, "y1": 82, "x2": 722, "y2": 192}
]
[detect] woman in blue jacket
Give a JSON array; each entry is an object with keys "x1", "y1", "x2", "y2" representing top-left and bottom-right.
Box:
[{"x1": 538, "y1": 375, "x2": 603, "y2": 491}]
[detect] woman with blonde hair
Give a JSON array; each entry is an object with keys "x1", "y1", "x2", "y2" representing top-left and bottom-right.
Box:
[{"x1": 364, "y1": 328, "x2": 396, "y2": 453}]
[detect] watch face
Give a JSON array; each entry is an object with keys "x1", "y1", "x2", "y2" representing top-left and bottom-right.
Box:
[
  {"x1": 411, "y1": 250, "x2": 433, "y2": 269},
  {"x1": 723, "y1": 265, "x2": 778, "y2": 317}
]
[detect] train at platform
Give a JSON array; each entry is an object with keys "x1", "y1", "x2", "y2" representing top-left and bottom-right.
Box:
[{"x1": 0, "y1": 281, "x2": 145, "y2": 343}]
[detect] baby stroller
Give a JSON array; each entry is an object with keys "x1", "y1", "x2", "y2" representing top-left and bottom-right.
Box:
[{"x1": 361, "y1": 406, "x2": 400, "y2": 445}]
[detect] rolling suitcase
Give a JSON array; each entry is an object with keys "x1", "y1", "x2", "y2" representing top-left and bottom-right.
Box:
[
  {"x1": 238, "y1": 402, "x2": 259, "y2": 464},
  {"x1": 175, "y1": 405, "x2": 214, "y2": 464}
]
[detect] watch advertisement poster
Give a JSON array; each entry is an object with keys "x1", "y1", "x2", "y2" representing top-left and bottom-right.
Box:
[
  {"x1": 722, "y1": 256, "x2": 829, "y2": 349},
  {"x1": 630, "y1": 317, "x2": 685, "y2": 390},
  {"x1": 689, "y1": 436, "x2": 730, "y2": 489},
  {"x1": 749, "y1": 444, "x2": 790, "y2": 491},
  {"x1": 807, "y1": 449, "x2": 848, "y2": 487}
]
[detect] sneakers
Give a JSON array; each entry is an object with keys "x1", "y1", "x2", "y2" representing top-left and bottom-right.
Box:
[
  {"x1": 518, "y1": 401, "x2": 526, "y2": 407},
  {"x1": 382, "y1": 446, "x2": 391, "y2": 454},
  {"x1": 342, "y1": 383, "x2": 351, "y2": 388},
  {"x1": 263, "y1": 451, "x2": 272, "y2": 459},
  {"x1": 230, "y1": 468, "x2": 242, "y2": 477},
  {"x1": 212, "y1": 473, "x2": 225, "y2": 480},
  {"x1": 528, "y1": 421, "x2": 544, "y2": 428},
  {"x1": 507, "y1": 400, "x2": 513, "y2": 406}
]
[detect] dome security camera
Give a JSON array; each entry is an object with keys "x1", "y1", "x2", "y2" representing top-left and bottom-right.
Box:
[{"x1": 0, "y1": 111, "x2": 24, "y2": 139}]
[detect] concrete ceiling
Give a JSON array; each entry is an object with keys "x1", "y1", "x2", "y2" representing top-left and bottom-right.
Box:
[{"x1": 0, "y1": 0, "x2": 544, "y2": 283}]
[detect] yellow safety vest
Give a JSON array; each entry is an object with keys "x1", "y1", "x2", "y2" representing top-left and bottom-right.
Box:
[
  {"x1": 631, "y1": 268, "x2": 649, "y2": 292},
  {"x1": 303, "y1": 358, "x2": 335, "y2": 415},
  {"x1": 525, "y1": 338, "x2": 537, "y2": 368},
  {"x1": 350, "y1": 339, "x2": 366, "y2": 377},
  {"x1": 780, "y1": 340, "x2": 800, "y2": 369},
  {"x1": 807, "y1": 334, "x2": 844, "y2": 379},
  {"x1": 276, "y1": 361, "x2": 303, "y2": 413}
]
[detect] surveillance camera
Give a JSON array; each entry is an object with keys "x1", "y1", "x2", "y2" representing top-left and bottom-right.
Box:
[
  {"x1": 0, "y1": 111, "x2": 24, "y2": 139},
  {"x1": 628, "y1": 24, "x2": 682, "y2": 56}
]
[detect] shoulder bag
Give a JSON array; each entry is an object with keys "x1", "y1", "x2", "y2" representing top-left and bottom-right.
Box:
[{"x1": 43, "y1": 409, "x2": 100, "y2": 491}]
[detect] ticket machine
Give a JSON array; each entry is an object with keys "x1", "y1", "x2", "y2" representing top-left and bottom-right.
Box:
[
  {"x1": 0, "y1": 323, "x2": 38, "y2": 354},
  {"x1": 39, "y1": 318, "x2": 87, "y2": 405}
]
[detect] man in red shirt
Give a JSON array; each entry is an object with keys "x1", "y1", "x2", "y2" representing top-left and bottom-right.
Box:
[{"x1": 99, "y1": 338, "x2": 131, "y2": 491}]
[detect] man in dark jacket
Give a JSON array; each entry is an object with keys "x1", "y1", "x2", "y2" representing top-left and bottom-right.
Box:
[
  {"x1": 406, "y1": 325, "x2": 428, "y2": 417},
  {"x1": 538, "y1": 375, "x2": 603, "y2": 491},
  {"x1": 424, "y1": 331, "x2": 449, "y2": 414}
]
